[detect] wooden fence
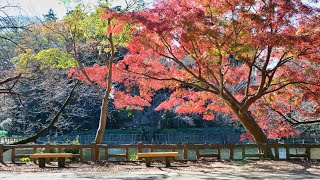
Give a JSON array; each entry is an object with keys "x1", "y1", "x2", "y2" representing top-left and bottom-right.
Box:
[
  {"x1": 2, "y1": 135, "x2": 320, "y2": 145},
  {"x1": 1, "y1": 143, "x2": 320, "y2": 163}
]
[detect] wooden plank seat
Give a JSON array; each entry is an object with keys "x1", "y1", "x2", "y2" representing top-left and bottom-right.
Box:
[
  {"x1": 30, "y1": 153, "x2": 73, "y2": 168},
  {"x1": 137, "y1": 152, "x2": 178, "y2": 167}
]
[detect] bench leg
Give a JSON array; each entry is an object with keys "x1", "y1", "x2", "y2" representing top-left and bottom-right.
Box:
[
  {"x1": 38, "y1": 158, "x2": 45, "y2": 168},
  {"x1": 58, "y1": 158, "x2": 65, "y2": 168},
  {"x1": 165, "y1": 157, "x2": 171, "y2": 167},
  {"x1": 145, "y1": 158, "x2": 151, "y2": 167}
]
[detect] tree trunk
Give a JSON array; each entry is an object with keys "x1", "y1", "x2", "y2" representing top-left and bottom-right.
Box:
[
  {"x1": 238, "y1": 111, "x2": 274, "y2": 159},
  {"x1": 94, "y1": 19, "x2": 114, "y2": 161},
  {"x1": 94, "y1": 90, "x2": 110, "y2": 161}
]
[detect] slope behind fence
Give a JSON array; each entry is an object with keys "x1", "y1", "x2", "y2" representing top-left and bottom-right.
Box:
[{"x1": 1, "y1": 143, "x2": 320, "y2": 163}]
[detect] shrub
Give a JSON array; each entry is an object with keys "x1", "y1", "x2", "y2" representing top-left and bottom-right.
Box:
[
  {"x1": 129, "y1": 154, "x2": 138, "y2": 161},
  {"x1": 64, "y1": 135, "x2": 81, "y2": 161},
  {"x1": 20, "y1": 157, "x2": 31, "y2": 162}
]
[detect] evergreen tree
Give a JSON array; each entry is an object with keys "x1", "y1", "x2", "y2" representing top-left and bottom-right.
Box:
[{"x1": 43, "y1": 8, "x2": 58, "y2": 22}]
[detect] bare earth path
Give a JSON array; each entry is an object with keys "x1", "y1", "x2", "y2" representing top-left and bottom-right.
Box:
[{"x1": 1, "y1": 160, "x2": 320, "y2": 179}]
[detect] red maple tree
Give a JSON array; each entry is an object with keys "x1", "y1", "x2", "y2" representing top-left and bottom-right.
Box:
[{"x1": 71, "y1": 0, "x2": 320, "y2": 157}]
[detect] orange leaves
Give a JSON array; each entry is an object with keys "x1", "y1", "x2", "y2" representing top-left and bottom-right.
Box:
[
  {"x1": 69, "y1": 65, "x2": 111, "y2": 88},
  {"x1": 105, "y1": 20, "x2": 126, "y2": 35},
  {"x1": 155, "y1": 89, "x2": 223, "y2": 120},
  {"x1": 113, "y1": 91, "x2": 151, "y2": 110}
]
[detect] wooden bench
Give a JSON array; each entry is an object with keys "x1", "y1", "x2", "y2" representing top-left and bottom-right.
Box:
[
  {"x1": 30, "y1": 153, "x2": 73, "y2": 168},
  {"x1": 137, "y1": 152, "x2": 178, "y2": 167}
]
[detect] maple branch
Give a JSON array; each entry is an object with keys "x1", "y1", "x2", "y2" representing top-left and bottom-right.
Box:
[
  {"x1": 264, "y1": 81, "x2": 319, "y2": 95},
  {"x1": 241, "y1": 46, "x2": 275, "y2": 111},
  {"x1": 216, "y1": 48, "x2": 224, "y2": 96},
  {"x1": 292, "y1": 119, "x2": 320, "y2": 125},
  {"x1": 159, "y1": 36, "x2": 199, "y2": 78},
  {"x1": 268, "y1": 107, "x2": 297, "y2": 126},
  {"x1": 191, "y1": 41, "x2": 202, "y2": 78},
  {"x1": 258, "y1": 46, "x2": 272, "y2": 92},
  {"x1": 179, "y1": 40, "x2": 240, "y2": 108},
  {"x1": 0, "y1": 74, "x2": 21, "y2": 85},
  {"x1": 124, "y1": 68, "x2": 218, "y2": 94},
  {"x1": 180, "y1": 43, "x2": 219, "y2": 86},
  {"x1": 69, "y1": 25, "x2": 103, "y2": 99},
  {"x1": 266, "y1": 101, "x2": 320, "y2": 126},
  {"x1": 244, "y1": 49, "x2": 259, "y2": 99},
  {"x1": 156, "y1": 36, "x2": 220, "y2": 93},
  {"x1": 266, "y1": 52, "x2": 291, "y2": 86},
  {"x1": 0, "y1": 90, "x2": 22, "y2": 95}
]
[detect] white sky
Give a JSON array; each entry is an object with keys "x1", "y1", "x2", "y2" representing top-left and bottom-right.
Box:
[
  {"x1": 2, "y1": 0, "x2": 154, "y2": 19},
  {"x1": 1, "y1": 0, "x2": 319, "y2": 19}
]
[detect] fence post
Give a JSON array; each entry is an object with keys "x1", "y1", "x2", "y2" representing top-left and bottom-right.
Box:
[
  {"x1": 172, "y1": 147, "x2": 176, "y2": 160},
  {"x1": 229, "y1": 143, "x2": 234, "y2": 160},
  {"x1": 58, "y1": 146, "x2": 62, "y2": 153},
  {"x1": 11, "y1": 147, "x2": 15, "y2": 163},
  {"x1": 183, "y1": 143, "x2": 188, "y2": 160},
  {"x1": 275, "y1": 141, "x2": 279, "y2": 160},
  {"x1": 242, "y1": 145, "x2": 245, "y2": 160},
  {"x1": 137, "y1": 142, "x2": 143, "y2": 160},
  {"x1": 286, "y1": 144, "x2": 290, "y2": 160},
  {"x1": 45, "y1": 143, "x2": 50, "y2": 163},
  {"x1": 306, "y1": 146, "x2": 311, "y2": 161},
  {"x1": 104, "y1": 146, "x2": 108, "y2": 161},
  {"x1": 91, "y1": 143, "x2": 96, "y2": 162},
  {"x1": 33, "y1": 147, "x2": 37, "y2": 163},
  {"x1": 0, "y1": 144, "x2": 3, "y2": 162},
  {"x1": 261, "y1": 143, "x2": 266, "y2": 159},
  {"x1": 80, "y1": 147, "x2": 84, "y2": 162},
  {"x1": 138, "y1": 142, "x2": 143, "y2": 153},
  {"x1": 125, "y1": 148, "x2": 129, "y2": 161},
  {"x1": 196, "y1": 146, "x2": 200, "y2": 159},
  {"x1": 217, "y1": 145, "x2": 221, "y2": 160}
]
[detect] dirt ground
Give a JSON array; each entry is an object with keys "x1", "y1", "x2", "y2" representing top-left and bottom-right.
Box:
[{"x1": 1, "y1": 160, "x2": 320, "y2": 173}]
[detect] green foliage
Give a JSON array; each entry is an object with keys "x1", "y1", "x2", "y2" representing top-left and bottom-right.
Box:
[
  {"x1": 161, "y1": 113, "x2": 166, "y2": 119},
  {"x1": 35, "y1": 48, "x2": 77, "y2": 69},
  {"x1": 64, "y1": 135, "x2": 81, "y2": 161},
  {"x1": 13, "y1": 48, "x2": 77, "y2": 72},
  {"x1": 20, "y1": 157, "x2": 31, "y2": 162},
  {"x1": 129, "y1": 154, "x2": 138, "y2": 161},
  {"x1": 19, "y1": 157, "x2": 31, "y2": 162},
  {"x1": 0, "y1": 130, "x2": 8, "y2": 137},
  {"x1": 126, "y1": 108, "x2": 134, "y2": 118}
]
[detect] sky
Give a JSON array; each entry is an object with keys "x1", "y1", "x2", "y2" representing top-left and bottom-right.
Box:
[
  {"x1": 2, "y1": 0, "x2": 154, "y2": 19},
  {"x1": 1, "y1": 0, "x2": 319, "y2": 19}
]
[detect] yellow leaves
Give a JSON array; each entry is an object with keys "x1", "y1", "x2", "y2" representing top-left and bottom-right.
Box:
[
  {"x1": 35, "y1": 48, "x2": 77, "y2": 69},
  {"x1": 13, "y1": 48, "x2": 77, "y2": 73},
  {"x1": 265, "y1": 94, "x2": 274, "y2": 103},
  {"x1": 12, "y1": 52, "x2": 34, "y2": 73}
]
